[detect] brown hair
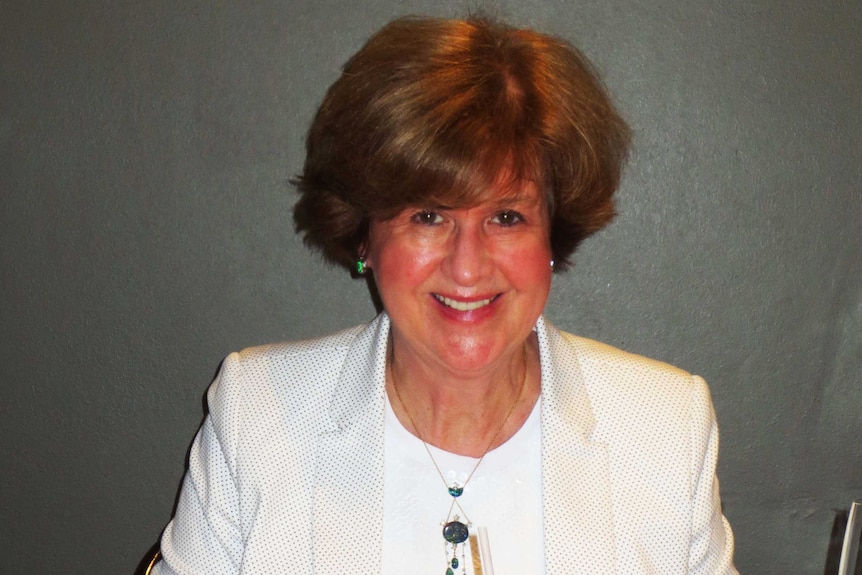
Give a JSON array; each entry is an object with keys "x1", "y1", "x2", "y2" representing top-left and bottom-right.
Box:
[{"x1": 293, "y1": 15, "x2": 630, "y2": 272}]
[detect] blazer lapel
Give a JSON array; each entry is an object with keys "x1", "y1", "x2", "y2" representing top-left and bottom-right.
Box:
[
  {"x1": 312, "y1": 314, "x2": 390, "y2": 575},
  {"x1": 310, "y1": 314, "x2": 617, "y2": 573},
  {"x1": 538, "y1": 318, "x2": 617, "y2": 574}
]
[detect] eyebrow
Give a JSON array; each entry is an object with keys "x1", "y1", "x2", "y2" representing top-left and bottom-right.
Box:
[
  {"x1": 416, "y1": 188, "x2": 543, "y2": 213},
  {"x1": 484, "y1": 194, "x2": 543, "y2": 210}
]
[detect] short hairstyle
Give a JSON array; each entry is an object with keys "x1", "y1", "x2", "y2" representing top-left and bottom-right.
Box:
[{"x1": 293, "y1": 15, "x2": 630, "y2": 272}]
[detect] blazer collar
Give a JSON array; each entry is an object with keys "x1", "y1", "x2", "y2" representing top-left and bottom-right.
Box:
[
  {"x1": 312, "y1": 314, "x2": 617, "y2": 574},
  {"x1": 312, "y1": 314, "x2": 390, "y2": 575},
  {"x1": 538, "y1": 317, "x2": 617, "y2": 574},
  {"x1": 536, "y1": 316, "x2": 596, "y2": 436}
]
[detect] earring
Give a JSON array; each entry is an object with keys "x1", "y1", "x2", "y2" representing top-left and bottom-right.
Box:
[
  {"x1": 356, "y1": 256, "x2": 368, "y2": 275},
  {"x1": 550, "y1": 259, "x2": 555, "y2": 270}
]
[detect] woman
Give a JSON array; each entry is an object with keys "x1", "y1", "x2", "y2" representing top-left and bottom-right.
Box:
[{"x1": 153, "y1": 15, "x2": 737, "y2": 575}]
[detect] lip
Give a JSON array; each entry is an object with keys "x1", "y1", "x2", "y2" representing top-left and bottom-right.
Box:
[{"x1": 432, "y1": 293, "x2": 500, "y2": 312}]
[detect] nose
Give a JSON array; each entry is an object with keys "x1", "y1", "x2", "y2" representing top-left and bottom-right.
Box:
[{"x1": 444, "y1": 222, "x2": 493, "y2": 286}]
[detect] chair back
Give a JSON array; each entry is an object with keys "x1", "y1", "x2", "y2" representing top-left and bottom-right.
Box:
[
  {"x1": 839, "y1": 501, "x2": 862, "y2": 575},
  {"x1": 143, "y1": 550, "x2": 160, "y2": 575}
]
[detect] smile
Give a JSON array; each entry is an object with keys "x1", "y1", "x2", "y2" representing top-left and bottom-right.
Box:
[{"x1": 433, "y1": 294, "x2": 496, "y2": 311}]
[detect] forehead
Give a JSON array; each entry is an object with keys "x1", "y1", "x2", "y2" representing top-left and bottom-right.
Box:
[
  {"x1": 428, "y1": 173, "x2": 546, "y2": 210},
  {"x1": 480, "y1": 179, "x2": 545, "y2": 209}
]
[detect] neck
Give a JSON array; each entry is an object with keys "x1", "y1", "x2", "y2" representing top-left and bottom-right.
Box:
[{"x1": 387, "y1": 332, "x2": 541, "y2": 457}]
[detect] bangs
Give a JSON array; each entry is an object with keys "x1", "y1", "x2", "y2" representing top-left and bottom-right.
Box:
[
  {"x1": 357, "y1": 19, "x2": 550, "y2": 219},
  {"x1": 383, "y1": 134, "x2": 547, "y2": 217}
]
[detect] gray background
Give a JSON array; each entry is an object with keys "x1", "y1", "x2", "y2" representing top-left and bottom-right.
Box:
[{"x1": 1, "y1": 1, "x2": 860, "y2": 574}]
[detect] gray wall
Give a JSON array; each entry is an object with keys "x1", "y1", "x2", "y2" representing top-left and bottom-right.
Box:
[{"x1": 2, "y1": 1, "x2": 860, "y2": 574}]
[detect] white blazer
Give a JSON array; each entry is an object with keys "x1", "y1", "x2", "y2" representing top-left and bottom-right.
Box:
[{"x1": 155, "y1": 313, "x2": 737, "y2": 574}]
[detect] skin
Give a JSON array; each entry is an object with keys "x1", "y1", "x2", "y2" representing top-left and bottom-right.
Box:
[{"x1": 365, "y1": 179, "x2": 554, "y2": 456}]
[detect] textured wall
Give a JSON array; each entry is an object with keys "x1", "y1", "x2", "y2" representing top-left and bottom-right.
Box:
[{"x1": 1, "y1": 1, "x2": 860, "y2": 574}]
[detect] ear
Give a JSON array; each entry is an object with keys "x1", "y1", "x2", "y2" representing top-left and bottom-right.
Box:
[{"x1": 358, "y1": 242, "x2": 371, "y2": 268}]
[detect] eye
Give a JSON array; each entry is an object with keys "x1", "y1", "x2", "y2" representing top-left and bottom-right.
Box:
[
  {"x1": 491, "y1": 210, "x2": 524, "y2": 227},
  {"x1": 411, "y1": 210, "x2": 444, "y2": 225}
]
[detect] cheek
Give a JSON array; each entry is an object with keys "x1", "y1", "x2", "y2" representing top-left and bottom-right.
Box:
[
  {"x1": 515, "y1": 235, "x2": 552, "y2": 260},
  {"x1": 501, "y1": 238, "x2": 554, "y2": 289},
  {"x1": 373, "y1": 241, "x2": 441, "y2": 290}
]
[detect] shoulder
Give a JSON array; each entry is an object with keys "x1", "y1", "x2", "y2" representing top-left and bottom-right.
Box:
[
  {"x1": 195, "y1": 320, "x2": 385, "y2": 473},
  {"x1": 546, "y1": 323, "x2": 714, "y2": 439},
  {"x1": 206, "y1": 322, "x2": 370, "y2": 429},
  {"x1": 556, "y1": 329, "x2": 693, "y2": 384},
  {"x1": 234, "y1": 322, "x2": 365, "y2": 369},
  {"x1": 221, "y1": 323, "x2": 364, "y2": 384}
]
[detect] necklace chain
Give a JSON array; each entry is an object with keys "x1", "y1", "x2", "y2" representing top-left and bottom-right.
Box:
[{"x1": 388, "y1": 342, "x2": 529, "y2": 498}]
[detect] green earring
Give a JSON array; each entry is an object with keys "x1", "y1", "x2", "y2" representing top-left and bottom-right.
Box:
[{"x1": 356, "y1": 257, "x2": 368, "y2": 275}]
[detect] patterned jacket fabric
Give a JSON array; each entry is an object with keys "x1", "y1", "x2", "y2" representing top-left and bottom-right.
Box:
[{"x1": 155, "y1": 313, "x2": 737, "y2": 575}]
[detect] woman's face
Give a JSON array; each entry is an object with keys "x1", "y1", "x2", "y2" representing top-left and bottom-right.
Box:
[{"x1": 366, "y1": 179, "x2": 553, "y2": 376}]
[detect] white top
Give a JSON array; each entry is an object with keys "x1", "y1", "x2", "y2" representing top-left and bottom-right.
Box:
[{"x1": 381, "y1": 394, "x2": 544, "y2": 575}]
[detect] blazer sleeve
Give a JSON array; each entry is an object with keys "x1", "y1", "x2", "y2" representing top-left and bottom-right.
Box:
[
  {"x1": 687, "y1": 375, "x2": 738, "y2": 575},
  {"x1": 154, "y1": 354, "x2": 245, "y2": 575}
]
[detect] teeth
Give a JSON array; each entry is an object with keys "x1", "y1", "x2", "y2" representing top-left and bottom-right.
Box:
[{"x1": 434, "y1": 294, "x2": 493, "y2": 311}]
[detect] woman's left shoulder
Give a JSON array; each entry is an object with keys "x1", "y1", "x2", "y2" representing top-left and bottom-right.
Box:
[
  {"x1": 547, "y1": 319, "x2": 693, "y2": 377},
  {"x1": 544, "y1": 321, "x2": 714, "y2": 424}
]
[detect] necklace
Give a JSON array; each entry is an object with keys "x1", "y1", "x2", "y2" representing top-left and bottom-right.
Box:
[{"x1": 388, "y1": 343, "x2": 529, "y2": 575}]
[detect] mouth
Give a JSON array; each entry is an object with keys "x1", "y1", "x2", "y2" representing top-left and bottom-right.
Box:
[{"x1": 432, "y1": 294, "x2": 498, "y2": 312}]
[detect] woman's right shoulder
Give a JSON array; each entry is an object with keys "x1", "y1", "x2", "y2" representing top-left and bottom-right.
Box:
[
  {"x1": 207, "y1": 322, "x2": 369, "y2": 411},
  {"x1": 235, "y1": 322, "x2": 367, "y2": 366},
  {"x1": 191, "y1": 322, "x2": 375, "y2": 480}
]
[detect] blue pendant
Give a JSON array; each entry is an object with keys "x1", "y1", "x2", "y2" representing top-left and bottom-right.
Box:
[
  {"x1": 451, "y1": 557, "x2": 459, "y2": 569},
  {"x1": 442, "y1": 520, "x2": 469, "y2": 544},
  {"x1": 448, "y1": 484, "x2": 464, "y2": 497}
]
